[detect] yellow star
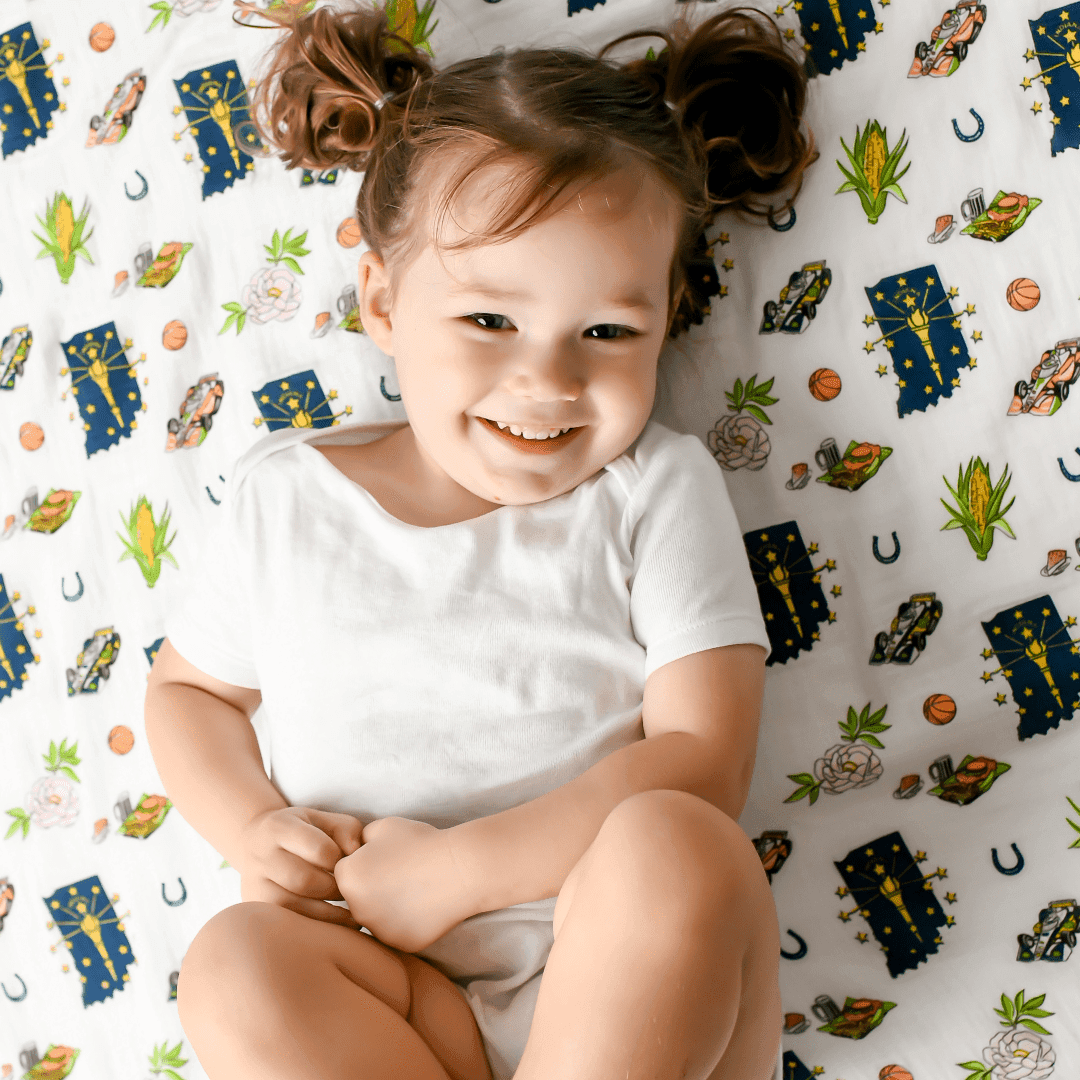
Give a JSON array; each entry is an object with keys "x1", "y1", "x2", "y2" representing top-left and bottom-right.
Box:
[
  {"x1": 1032, "y1": 101, "x2": 1043, "y2": 114},
  {"x1": 831, "y1": 585, "x2": 842, "y2": 597},
  {"x1": 1020, "y1": 76, "x2": 1032, "y2": 89},
  {"x1": 972, "y1": 330, "x2": 983, "y2": 341},
  {"x1": 994, "y1": 693, "x2": 1006, "y2": 705},
  {"x1": 877, "y1": 365, "x2": 887, "y2": 376}
]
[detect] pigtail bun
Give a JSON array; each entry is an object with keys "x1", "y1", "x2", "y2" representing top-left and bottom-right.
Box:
[
  {"x1": 618, "y1": 5, "x2": 817, "y2": 225},
  {"x1": 240, "y1": 0, "x2": 433, "y2": 173},
  {"x1": 668, "y1": 6, "x2": 817, "y2": 222}
]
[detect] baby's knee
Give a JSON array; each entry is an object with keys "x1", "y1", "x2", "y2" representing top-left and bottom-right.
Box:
[{"x1": 601, "y1": 790, "x2": 765, "y2": 914}]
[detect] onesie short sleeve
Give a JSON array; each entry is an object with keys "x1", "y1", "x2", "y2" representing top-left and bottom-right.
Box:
[
  {"x1": 626, "y1": 426, "x2": 771, "y2": 680},
  {"x1": 162, "y1": 480, "x2": 260, "y2": 690}
]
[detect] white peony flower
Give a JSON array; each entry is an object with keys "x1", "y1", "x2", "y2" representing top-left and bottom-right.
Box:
[
  {"x1": 813, "y1": 743, "x2": 883, "y2": 794},
  {"x1": 708, "y1": 415, "x2": 771, "y2": 472},
  {"x1": 985, "y1": 1028, "x2": 1056, "y2": 1078},
  {"x1": 242, "y1": 267, "x2": 302, "y2": 324},
  {"x1": 28, "y1": 776, "x2": 80, "y2": 828}
]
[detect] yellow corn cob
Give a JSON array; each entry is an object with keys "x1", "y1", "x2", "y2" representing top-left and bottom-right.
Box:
[
  {"x1": 136, "y1": 501, "x2": 156, "y2": 568},
  {"x1": 968, "y1": 464, "x2": 990, "y2": 533},
  {"x1": 55, "y1": 195, "x2": 74, "y2": 267},
  {"x1": 863, "y1": 129, "x2": 885, "y2": 200}
]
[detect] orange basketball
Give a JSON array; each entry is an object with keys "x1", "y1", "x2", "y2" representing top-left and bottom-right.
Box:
[
  {"x1": 1006, "y1": 278, "x2": 1040, "y2": 311},
  {"x1": 337, "y1": 218, "x2": 363, "y2": 248},
  {"x1": 809, "y1": 368, "x2": 842, "y2": 401},
  {"x1": 162, "y1": 320, "x2": 188, "y2": 350},
  {"x1": 923, "y1": 693, "x2": 956, "y2": 725},
  {"x1": 879, "y1": 1068, "x2": 914, "y2": 1080},
  {"x1": 108, "y1": 725, "x2": 134, "y2": 754},
  {"x1": 89, "y1": 22, "x2": 115, "y2": 51},
  {"x1": 20, "y1": 422, "x2": 44, "y2": 451}
]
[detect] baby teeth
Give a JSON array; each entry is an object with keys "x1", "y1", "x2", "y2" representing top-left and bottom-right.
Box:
[{"x1": 495, "y1": 422, "x2": 572, "y2": 440}]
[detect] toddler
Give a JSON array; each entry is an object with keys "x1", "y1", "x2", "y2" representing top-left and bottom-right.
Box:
[{"x1": 145, "y1": 2, "x2": 818, "y2": 1079}]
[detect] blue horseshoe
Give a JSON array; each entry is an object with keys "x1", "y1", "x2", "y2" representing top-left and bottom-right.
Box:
[
  {"x1": 380, "y1": 375, "x2": 401, "y2": 402},
  {"x1": 1058, "y1": 449, "x2": 1080, "y2": 482},
  {"x1": 779, "y1": 929, "x2": 807, "y2": 960},
  {"x1": 952, "y1": 108, "x2": 984, "y2": 142},
  {"x1": 1, "y1": 973, "x2": 27, "y2": 1001},
  {"x1": 991, "y1": 843, "x2": 1024, "y2": 876},
  {"x1": 206, "y1": 475, "x2": 226, "y2": 505},
  {"x1": 768, "y1": 206, "x2": 796, "y2": 232},
  {"x1": 162, "y1": 878, "x2": 187, "y2": 907},
  {"x1": 124, "y1": 170, "x2": 149, "y2": 200},
  {"x1": 61, "y1": 572, "x2": 84, "y2": 601},
  {"x1": 872, "y1": 532, "x2": 901, "y2": 564}
]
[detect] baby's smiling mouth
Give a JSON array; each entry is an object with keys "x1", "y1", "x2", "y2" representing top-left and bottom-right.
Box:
[
  {"x1": 478, "y1": 417, "x2": 581, "y2": 440},
  {"x1": 477, "y1": 417, "x2": 584, "y2": 451}
]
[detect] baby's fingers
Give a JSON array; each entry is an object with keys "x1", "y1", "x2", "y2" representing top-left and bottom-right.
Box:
[
  {"x1": 242, "y1": 875, "x2": 362, "y2": 930},
  {"x1": 282, "y1": 808, "x2": 357, "y2": 873},
  {"x1": 268, "y1": 845, "x2": 346, "y2": 902}
]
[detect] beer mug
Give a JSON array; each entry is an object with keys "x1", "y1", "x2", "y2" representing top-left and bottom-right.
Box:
[
  {"x1": 114, "y1": 791, "x2": 133, "y2": 823},
  {"x1": 960, "y1": 188, "x2": 986, "y2": 223},
  {"x1": 20, "y1": 488, "x2": 39, "y2": 519},
  {"x1": 337, "y1": 284, "x2": 358, "y2": 316},
  {"x1": 133, "y1": 242, "x2": 154, "y2": 277},
  {"x1": 19, "y1": 1044, "x2": 40, "y2": 1071},
  {"x1": 928, "y1": 755, "x2": 954, "y2": 784},
  {"x1": 811, "y1": 995, "x2": 841, "y2": 1022},
  {"x1": 815, "y1": 437, "x2": 841, "y2": 471}
]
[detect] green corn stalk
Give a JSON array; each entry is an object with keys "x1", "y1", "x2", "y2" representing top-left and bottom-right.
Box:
[
  {"x1": 940, "y1": 457, "x2": 1016, "y2": 561},
  {"x1": 117, "y1": 496, "x2": 179, "y2": 587},
  {"x1": 32, "y1": 192, "x2": 94, "y2": 284},
  {"x1": 385, "y1": 0, "x2": 439, "y2": 56},
  {"x1": 835, "y1": 120, "x2": 910, "y2": 224}
]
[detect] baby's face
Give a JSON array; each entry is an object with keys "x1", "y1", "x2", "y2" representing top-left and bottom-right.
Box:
[{"x1": 358, "y1": 162, "x2": 680, "y2": 509}]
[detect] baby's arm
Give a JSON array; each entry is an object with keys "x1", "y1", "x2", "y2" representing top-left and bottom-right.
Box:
[
  {"x1": 450, "y1": 643, "x2": 766, "y2": 916},
  {"x1": 145, "y1": 638, "x2": 279, "y2": 867},
  {"x1": 145, "y1": 639, "x2": 362, "y2": 926}
]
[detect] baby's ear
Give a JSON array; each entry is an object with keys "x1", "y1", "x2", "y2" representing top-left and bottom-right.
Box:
[{"x1": 358, "y1": 250, "x2": 394, "y2": 344}]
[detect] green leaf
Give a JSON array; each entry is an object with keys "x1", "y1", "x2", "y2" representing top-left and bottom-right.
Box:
[
  {"x1": 881, "y1": 183, "x2": 907, "y2": 203},
  {"x1": 859, "y1": 734, "x2": 884, "y2": 749},
  {"x1": 59, "y1": 766, "x2": 80, "y2": 782},
  {"x1": 743, "y1": 403, "x2": 771, "y2": 425},
  {"x1": 219, "y1": 311, "x2": 238, "y2": 336},
  {"x1": 147, "y1": 1, "x2": 172, "y2": 32},
  {"x1": 281, "y1": 256, "x2": 303, "y2": 275},
  {"x1": 1018, "y1": 1018, "x2": 1052, "y2": 1035},
  {"x1": 164, "y1": 1071, "x2": 184, "y2": 1080},
  {"x1": 732, "y1": 378, "x2": 743, "y2": 405}
]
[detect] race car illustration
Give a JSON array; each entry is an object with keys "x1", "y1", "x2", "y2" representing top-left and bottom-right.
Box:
[
  {"x1": 0, "y1": 325, "x2": 32, "y2": 391},
  {"x1": 66, "y1": 627, "x2": 121, "y2": 696},
  {"x1": 0, "y1": 877, "x2": 13, "y2": 931},
  {"x1": 908, "y1": 3, "x2": 987, "y2": 78},
  {"x1": 166, "y1": 374, "x2": 224, "y2": 451},
  {"x1": 1008, "y1": 338, "x2": 1080, "y2": 416},
  {"x1": 1017, "y1": 899, "x2": 1078, "y2": 963},
  {"x1": 752, "y1": 831, "x2": 792, "y2": 883},
  {"x1": 86, "y1": 70, "x2": 147, "y2": 147},
  {"x1": 869, "y1": 593, "x2": 943, "y2": 665},
  {"x1": 760, "y1": 261, "x2": 832, "y2": 334}
]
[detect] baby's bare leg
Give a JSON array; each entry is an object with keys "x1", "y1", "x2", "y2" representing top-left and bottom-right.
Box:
[
  {"x1": 177, "y1": 901, "x2": 492, "y2": 1080},
  {"x1": 514, "y1": 789, "x2": 781, "y2": 1080}
]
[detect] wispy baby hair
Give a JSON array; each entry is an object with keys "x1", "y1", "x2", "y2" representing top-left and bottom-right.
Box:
[{"x1": 241, "y1": 0, "x2": 819, "y2": 339}]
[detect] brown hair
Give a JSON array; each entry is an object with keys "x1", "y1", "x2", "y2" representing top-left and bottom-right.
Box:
[{"x1": 242, "y1": 0, "x2": 818, "y2": 339}]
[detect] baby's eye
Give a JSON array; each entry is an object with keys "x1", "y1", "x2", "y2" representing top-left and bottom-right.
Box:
[{"x1": 464, "y1": 314, "x2": 637, "y2": 339}]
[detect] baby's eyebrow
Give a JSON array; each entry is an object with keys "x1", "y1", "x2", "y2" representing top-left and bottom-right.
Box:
[{"x1": 446, "y1": 281, "x2": 656, "y2": 312}]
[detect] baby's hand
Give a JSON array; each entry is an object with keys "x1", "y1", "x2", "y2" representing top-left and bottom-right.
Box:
[
  {"x1": 335, "y1": 816, "x2": 473, "y2": 953},
  {"x1": 236, "y1": 806, "x2": 365, "y2": 928}
]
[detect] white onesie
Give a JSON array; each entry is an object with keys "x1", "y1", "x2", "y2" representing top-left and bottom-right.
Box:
[{"x1": 164, "y1": 416, "x2": 773, "y2": 1080}]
